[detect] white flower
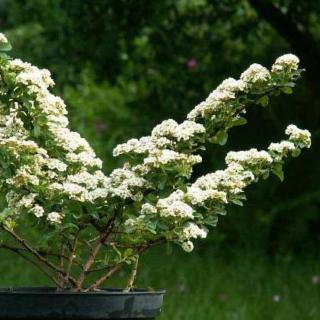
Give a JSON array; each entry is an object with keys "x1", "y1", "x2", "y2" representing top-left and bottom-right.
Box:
[
  {"x1": 88, "y1": 188, "x2": 109, "y2": 202},
  {"x1": 188, "y1": 63, "x2": 270, "y2": 120},
  {"x1": 124, "y1": 218, "x2": 136, "y2": 228},
  {"x1": 182, "y1": 241, "x2": 194, "y2": 252},
  {"x1": 16, "y1": 193, "x2": 37, "y2": 209},
  {"x1": 36, "y1": 92, "x2": 67, "y2": 116},
  {"x1": 226, "y1": 149, "x2": 273, "y2": 166},
  {"x1": 216, "y1": 77, "x2": 246, "y2": 97},
  {"x1": 30, "y1": 205, "x2": 44, "y2": 218},
  {"x1": 6, "y1": 165, "x2": 40, "y2": 187},
  {"x1": 151, "y1": 119, "x2": 205, "y2": 142},
  {"x1": 16, "y1": 66, "x2": 54, "y2": 89},
  {"x1": 9, "y1": 59, "x2": 31, "y2": 71},
  {"x1": 144, "y1": 149, "x2": 202, "y2": 168},
  {"x1": 106, "y1": 168, "x2": 147, "y2": 200},
  {"x1": 187, "y1": 186, "x2": 228, "y2": 205},
  {"x1": 157, "y1": 190, "x2": 194, "y2": 220},
  {"x1": 63, "y1": 183, "x2": 89, "y2": 202},
  {"x1": 181, "y1": 222, "x2": 207, "y2": 240},
  {"x1": 51, "y1": 128, "x2": 93, "y2": 153},
  {"x1": 272, "y1": 54, "x2": 299, "y2": 72},
  {"x1": 47, "y1": 211, "x2": 62, "y2": 224},
  {"x1": 66, "y1": 151, "x2": 102, "y2": 168},
  {"x1": 285, "y1": 124, "x2": 311, "y2": 148},
  {"x1": 47, "y1": 159, "x2": 67, "y2": 172},
  {"x1": 113, "y1": 136, "x2": 156, "y2": 156},
  {"x1": 152, "y1": 119, "x2": 178, "y2": 138},
  {"x1": 141, "y1": 203, "x2": 157, "y2": 215},
  {"x1": 0, "y1": 33, "x2": 8, "y2": 44},
  {"x1": 174, "y1": 121, "x2": 205, "y2": 141},
  {"x1": 191, "y1": 162, "x2": 255, "y2": 198},
  {"x1": 67, "y1": 171, "x2": 100, "y2": 189},
  {"x1": 268, "y1": 141, "x2": 296, "y2": 160},
  {"x1": 240, "y1": 63, "x2": 271, "y2": 84},
  {"x1": 187, "y1": 101, "x2": 210, "y2": 120}
]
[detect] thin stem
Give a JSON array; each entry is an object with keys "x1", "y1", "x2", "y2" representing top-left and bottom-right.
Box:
[
  {"x1": 0, "y1": 244, "x2": 69, "y2": 260},
  {"x1": 84, "y1": 264, "x2": 123, "y2": 292},
  {"x1": 0, "y1": 243, "x2": 61, "y2": 287},
  {"x1": 76, "y1": 215, "x2": 116, "y2": 290},
  {"x1": 76, "y1": 232, "x2": 108, "y2": 289},
  {"x1": 58, "y1": 242, "x2": 65, "y2": 287},
  {"x1": 2, "y1": 226, "x2": 77, "y2": 287},
  {"x1": 64, "y1": 231, "x2": 80, "y2": 287},
  {"x1": 125, "y1": 255, "x2": 139, "y2": 292},
  {"x1": 87, "y1": 238, "x2": 165, "y2": 291},
  {"x1": 85, "y1": 264, "x2": 115, "y2": 274}
]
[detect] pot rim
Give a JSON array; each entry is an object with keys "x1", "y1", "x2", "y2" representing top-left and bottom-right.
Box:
[{"x1": 0, "y1": 287, "x2": 165, "y2": 295}]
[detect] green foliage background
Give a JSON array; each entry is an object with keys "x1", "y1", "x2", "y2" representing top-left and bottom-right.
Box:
[{"x1": 0, "y1": 0, "x2": 319, "y2": 318}]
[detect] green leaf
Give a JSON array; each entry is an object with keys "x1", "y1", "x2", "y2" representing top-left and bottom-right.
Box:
[
  {"x1": 211, "y1": 130, "x2": 228, "y2": 146},
  {"x1": 204, "y1": 215, "x2": 218, "y2": 227},
  {"x1": 230, "y1": 117, "x2": 247, "y2": 128},
  {"x1": 0, "y1": 52, "x2": 9, "y2": 60},
  {"x1": 283, "y1": 82, "x2": 296, "y2": 88},
  {"x1": 257, "y1": 95, "x2": 269, "y2": 107},
  {"x1": 281, "y1": 87, "x2": 293, "y2": 94},
  {"x1": 215, "y1": 207, "x2": 227, "y2": 216},
  {"x1": 0, "y1": 41, "x2": 12, "y2": 52},
  {"x1": 292, "y1": 149, "x2": 301, "y2": 157},
  {"x1": 272, "y1": 163, "x2": 284, "y2": 181},
  {"x1": 230, "y1": 198, "x2": 244, "y2": 206},
  {"x1": 33, "y1": 126, "x2": 41, "y2": 137},
  {"x1": 63, "y1": 223, "x2": 79, "y2": 231}
]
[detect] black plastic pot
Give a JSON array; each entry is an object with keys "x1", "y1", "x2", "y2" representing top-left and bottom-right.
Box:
[{"x1": 0, "y1": 287, "x2": 165, "y2": 320}]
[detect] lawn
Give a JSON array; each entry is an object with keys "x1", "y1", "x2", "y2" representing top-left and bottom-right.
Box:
[{"x1": 0, "y1": 246, "x2": 319, "y2": 320}]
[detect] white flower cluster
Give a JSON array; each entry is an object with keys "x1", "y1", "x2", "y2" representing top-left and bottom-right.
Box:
[
  {"x1": 181, "y1": 222, "x2": 208, "y2": 240},
  {"x1": 6, "y1": 192, "x2": 45, "y2": 219},
  {"x1": 0, "y1": 39, "x2": 310, "y2": 262},
  {"x1": 113, "y1": 54, "x2": 302, "y2": 207},
  {"x1": 113, "y1": 136, "x2": 157, "y2": 156},
  {"x1": 187, "y1": 79, "x2": 246, "y2": 120},
  {"x1": 30, "y1": 205, "x2": 45, "y2": 218},
  {"x1": 134, "y1": 123, "x2": 310, "y2": 252},
  {"x1": 187, "y1": 57, "x2": 289, "y2": 121},
  {"x1": 0, "y1": 33, "x2": 8, "y2": 44},
  {"x1": 180, "y1": 222, "x2": 207, "y2": 252},
  {"x1": 0, "y1": 53, "x2": 154, "y2": 225},
  {"x1": 106, "y1": 168, "x2": 147, "y2": 200},
  {"x1": 141, "y1": 203, "x2": 157, "y2": 215},
  {"x1": 114, "y1": 120, "x2": 204, "y2": 177},
  {"x1": 188, "y1": 162, "x2": 255, "y2": 204},
  {"x1": 47, "y1": 168, "x2": 147, "y2": 203},
  {"x1": 268, "y1": 141, "x2": 296, "y2": 161},
  {"x1": 271, "y1": 54, "x2": 300, "y2": 73},
  {"x1": 114, "y1": 120, "x2": 205, "y2": 158},
  {"x1": 266, "y1": 124, "x2": 311, "y2": 169},
  {"x1": 216, "y1": 77, "x2": 247, "y2": 96},
  {"x1": 143, "y1": 149, "x2": 202, "y2": 169},
  {"x1": 8, "y1": 59, "x2": 102, "y2": 171},
  {"x1": 152, "y1": 119, "x2": 205, "y2": 141},
  {"x1": 47, "y1": 212, "x2": 62, "y2": 224},
  {"x1": 240, "y1": 63, "x2": 271, "y2": 84},
  {"x1": 285, "y1": 124, "x2": 311, "y2": 148},
  {"x1": 157, "y1": 190, "x2": 194, "y2": 219},
  {"x1": 225, "y1": 149, "x2": 273, "y2": 167}
]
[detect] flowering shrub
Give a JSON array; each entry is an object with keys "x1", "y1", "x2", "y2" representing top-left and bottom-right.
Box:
[{"x1": 0, "y1": 34, "x2": 311, "y2": 291}]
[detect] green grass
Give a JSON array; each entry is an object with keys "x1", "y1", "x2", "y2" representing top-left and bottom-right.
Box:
[
  {"x1": 139, "y1": 247, "x2": 320, "y2": 320},
  {"x1": 0, "y1": 247, "x2": 319, "y2": 319}
]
